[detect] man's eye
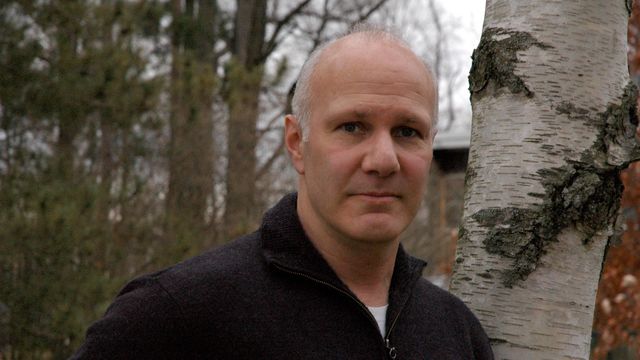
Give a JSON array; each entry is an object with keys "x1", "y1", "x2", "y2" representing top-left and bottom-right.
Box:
[
  {"x1": 394, "y1": 127, "x2": 420, "y2": 138},
  {"x1": 341, "y1": 123, "x2": 361, "y2": 133}
]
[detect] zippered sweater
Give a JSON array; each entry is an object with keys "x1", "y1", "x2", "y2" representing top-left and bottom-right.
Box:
[{"x1": 72, "y1": 193, "x2": 494, "y2": 359}]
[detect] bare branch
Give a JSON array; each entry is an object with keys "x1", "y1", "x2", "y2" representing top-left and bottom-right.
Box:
[
  {"x1": 357, "y1": 0, "x2": 389, "y2": 22},
  {"x1": 257, "y1": 110, "x2": 286, "y2": 138},
  {"x1": 262, "y1": 0, "x2": 313, "y2": 59},
  {"x1": 428, "y1": 0, "x2": 443, "y2": 81},
  {"x1": 444, "y1": 79, "x2": 456, "y2": 131},
  {"x1": 256, "y1": 136, "x2": 286, "y2": 181},
  {"x1": 308, "y1": 0, "x2": 331, "y2": 52}
]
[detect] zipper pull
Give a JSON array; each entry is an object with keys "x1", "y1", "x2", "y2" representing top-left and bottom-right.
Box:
[{"x1": 385, "y1": 338, "x2": 397, "y2": 359}]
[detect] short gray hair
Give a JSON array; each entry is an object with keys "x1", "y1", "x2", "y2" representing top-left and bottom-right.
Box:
[{"x1": 291, "y1": 23, "x2": 439, "y2": 141}]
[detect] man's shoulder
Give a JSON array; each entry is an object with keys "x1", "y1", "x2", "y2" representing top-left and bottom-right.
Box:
[
  {"x1": 152, "y1": 231, "x2": 264, "y2": 289},
  {"x1": 71, "y1": 233, "x2": 268, "y2": 358},
  {"x1": 411, "y1": 277, "x2": 482, "y2": 322},
  {"x1": 413, "y1": 277, "x2": 462, "y2": 303},
  {"x1": 164, "y1": 231, "x2": 262, "y2": 277},
  {"x1": 115, "y1": 232, "x2": 265, "y2": 308},
  {"x1": 404, "y1": 277, "x2": 494, "y2": 358}
]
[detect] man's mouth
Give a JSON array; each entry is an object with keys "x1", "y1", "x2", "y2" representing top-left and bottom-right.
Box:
[
  {"x1": 361, "y1": 191, "x2": 397, "y2": 196},
  {"x1": 354, "y1": 192, "x2": 400, "y2": 199}
]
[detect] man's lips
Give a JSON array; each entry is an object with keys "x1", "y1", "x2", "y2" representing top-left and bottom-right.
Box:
[
  {"x1": 359, "y1": 191, "x2": 398, "y2": 197},
  {"x1": 351, "y1": 192, "x2": 401, "y2": 198}
]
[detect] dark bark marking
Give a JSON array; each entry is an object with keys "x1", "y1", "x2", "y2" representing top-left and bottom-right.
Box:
[
  {"x1": 477, "y1": 271, "x2": 493, "y2": 279},
  {"x1": 627, "y1": 0, "x2": 634, "y2": 16},
  {"x1": 489, "y1": 338, "x2": 508, "y2": 345},
  {"x1": 455, "y1": 225, "x2": 468, "y2": 265},
  {"x1": 555, "y1": 82, "x2": 640, "y2": 166},
  {"x1": 597, "y1": 82, "x2": 640, "y2": 166},
  {"x1": 555, "y1": 102, "x2": 590, "y2": 117},
  {"x1": 471, "y1": 82, "x2": 638, "y2": 287},
  {"x1": 463, "y1": 166, "x2": 477, "y2": 189},
  {"x1": 469, "y1": 27, "x2": 551, "y2": 100},
  {"x1": 473, "y1": 164, "x2": 623, "y2": 288}
]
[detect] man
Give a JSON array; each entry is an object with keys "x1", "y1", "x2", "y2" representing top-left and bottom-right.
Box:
[{"x1": 72, "y1": 25, "x2": 493, "y2": 359}]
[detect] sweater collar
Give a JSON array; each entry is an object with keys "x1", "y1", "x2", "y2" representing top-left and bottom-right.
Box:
[{"x1": 260, "y1": 193, "x2": 427, "y2": 315}]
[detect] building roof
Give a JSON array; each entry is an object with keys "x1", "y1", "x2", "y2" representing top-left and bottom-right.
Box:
[{"x1": 433, "y1": 123, "x2": 471, "y2": 150}]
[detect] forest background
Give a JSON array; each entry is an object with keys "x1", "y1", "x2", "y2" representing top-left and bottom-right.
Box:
[{"x1": 0, "y1": 0, "x2": 637, "y2": 359}]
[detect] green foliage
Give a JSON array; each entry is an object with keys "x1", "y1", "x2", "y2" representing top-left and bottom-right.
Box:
[
  {"x1": 0, "y1": 1, "x2": 165, "y2": 357},
  {"x1": 223, "y1": 58, "x2": 264, "y2": 108},
  {"x1": 0, "y1": 172, "x2": 124, "y2": 357}
]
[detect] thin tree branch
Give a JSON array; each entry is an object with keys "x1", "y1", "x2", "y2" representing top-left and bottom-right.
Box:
[
  {"x1": 257, "y1": 110, "x2": 286, "y2": 137},
  {"x1": 255, "y1": 136, "x2": 285, "y2": 181},
  {"x1": 262, "y1": 0, "x2": 313, "y2": 59},
  {"x1": 357, "y1": 0, "x2": 389, "y2": 22}
]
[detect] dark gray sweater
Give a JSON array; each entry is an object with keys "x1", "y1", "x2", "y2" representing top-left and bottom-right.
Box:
[{"x1": 72, "y1": 193, "x2": 493, "y2": 359}]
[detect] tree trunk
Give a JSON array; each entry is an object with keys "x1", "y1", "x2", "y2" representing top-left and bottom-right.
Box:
[
  {"x1": 223, "y1": 0, "x2": 267, "y2": 239},
  {"x1": 165, "y1": 0, "x2": 216, "y2": 254},
  {"x1": 450, "y1": 1, "x2": 640, "y2": 359}
]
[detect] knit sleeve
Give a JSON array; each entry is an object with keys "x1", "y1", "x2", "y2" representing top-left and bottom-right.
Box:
[
  {"x1": 70, "y1": 275, "x2": 186, "y2": 359},
  {"x1": 469, "y1": 312, "x2": 494, "y2": 360}
]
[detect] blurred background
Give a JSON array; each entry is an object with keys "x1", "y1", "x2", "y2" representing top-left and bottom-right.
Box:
[{"x1": 0, "y1": 0, "x2": 637, "y2": 358}]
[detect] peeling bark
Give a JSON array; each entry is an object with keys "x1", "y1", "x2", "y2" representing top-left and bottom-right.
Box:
[
  {"x1": 469, "y1": 27, "x2": 551, "y2": 99},
  {"x1": 450, "y1": 0, "x2": 639, "y2": 358}
]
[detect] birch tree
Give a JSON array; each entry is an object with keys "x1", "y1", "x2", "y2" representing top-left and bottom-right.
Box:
[{"x1": 450, "y1": 1, "x2": 640, "y2": 359}]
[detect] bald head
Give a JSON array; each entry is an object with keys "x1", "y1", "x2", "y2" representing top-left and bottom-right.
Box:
[{"x1": 291, "y1": 24, "x2": 439, "y2": 140}]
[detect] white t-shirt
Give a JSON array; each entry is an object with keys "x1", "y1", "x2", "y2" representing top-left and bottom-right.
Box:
[{"x1": 367, "y1": 304, "x2": 388, "y2": 336}]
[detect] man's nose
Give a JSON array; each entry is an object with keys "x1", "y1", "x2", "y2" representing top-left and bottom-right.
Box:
[{"x1": 361, "y1": 133, "x2": 400, "y2": 177}]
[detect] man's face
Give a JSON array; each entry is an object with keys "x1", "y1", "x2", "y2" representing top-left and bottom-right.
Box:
[{"x1": 287, "y1": 37, "x2": 436, "y2": 246}]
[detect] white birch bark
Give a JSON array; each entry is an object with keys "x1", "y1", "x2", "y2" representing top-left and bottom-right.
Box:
[{"x1": 449, "y1": 1, "x2": 640, "y2": 359}]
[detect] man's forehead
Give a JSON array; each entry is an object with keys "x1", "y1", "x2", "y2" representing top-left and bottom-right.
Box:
[
  {"x1": 301, "y1": 32, "x2": 438, "y2": 130},
  {"x1": 312, "y1": 35, "x2": 432, "y2": 87}
]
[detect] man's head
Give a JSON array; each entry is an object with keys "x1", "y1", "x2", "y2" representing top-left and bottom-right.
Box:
[
  {"x1": 292, "y1": 24, "x2": 439, "y2": 140},
  {"x1": 285, "y1": 24, "x2": 438, "y2": 247}
]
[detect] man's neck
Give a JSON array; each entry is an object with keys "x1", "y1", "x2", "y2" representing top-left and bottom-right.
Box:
[
  {"x1": 296, "y1": 197, "x2": 399, "y2": 307},
  {"x1": 315, "y1": 241, "x2": 398, "y2": 306}
]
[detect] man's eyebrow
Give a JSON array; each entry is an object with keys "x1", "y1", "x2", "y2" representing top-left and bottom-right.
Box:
[
  {"x1": 351, "y1": 110, "x2": 369, "y2": 119},
  {"x1": 330, "y1": 109, "x2": 369, "y2": 120},
  {"x1": 334, "y1": 109, "x2": 431, "y2": 127},
  {"x1": 398, "y1": 116, "x2": 428, "y2": 126}
]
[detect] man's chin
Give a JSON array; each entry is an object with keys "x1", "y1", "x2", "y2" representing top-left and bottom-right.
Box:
[
  {"x1": 351, "y1": 193, "x2": 400, "y2": 204},
  {"x1": 345, "y1": 215, "x2": 406, "y2": 244}
]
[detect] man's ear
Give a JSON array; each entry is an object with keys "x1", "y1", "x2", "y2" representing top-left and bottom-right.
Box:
[{"x1": 284, "y1": 114, "x2": 305, "y2": 174}]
